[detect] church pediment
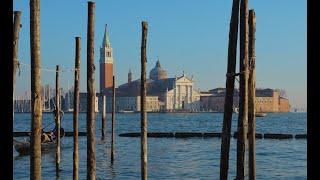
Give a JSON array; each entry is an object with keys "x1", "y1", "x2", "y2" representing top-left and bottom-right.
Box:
[{"x1": 176, "y1": 76, "x2": 193, "y2": 83}]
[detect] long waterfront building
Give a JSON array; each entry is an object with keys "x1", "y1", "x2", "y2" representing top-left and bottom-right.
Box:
[{"x1": 200, "y1": 88, "x2": 290, "y2": 112}]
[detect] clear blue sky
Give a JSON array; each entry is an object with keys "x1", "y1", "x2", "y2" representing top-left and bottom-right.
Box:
[{"x1": 14, "y1": 0, "x2": 306, "y2": 109}]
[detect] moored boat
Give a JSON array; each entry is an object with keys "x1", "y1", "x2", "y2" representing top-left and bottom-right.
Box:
[
  {"x1": 13, "y1": 108, "x2": 65, "y2": 155},
  {"x1": 13, "y1": 138, "x2": 56, "y2": 155}
]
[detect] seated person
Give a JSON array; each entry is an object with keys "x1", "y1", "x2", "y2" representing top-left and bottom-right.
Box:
[{"x1": 41, "y1": 129, "x2": 52, "y2": 143}]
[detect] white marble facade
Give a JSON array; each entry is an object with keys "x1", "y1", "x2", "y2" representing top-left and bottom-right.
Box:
[{"x1": 165, "y1": 75, "x2": 200, "y2": 111}]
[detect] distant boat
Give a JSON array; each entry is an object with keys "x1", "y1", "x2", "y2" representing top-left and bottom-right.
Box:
[
  {"x1": 119, "y1": 110, "x2": 134, "y2": 113},
  {"x1": 255, "y1": 112, "x2": 267, "y2": 117},
  {"x1": 66, "y1": 108, "x2": 74, "y2": 112},
  {"x1": 234, "y1": 108, "x2": 267, "y2": 117}
]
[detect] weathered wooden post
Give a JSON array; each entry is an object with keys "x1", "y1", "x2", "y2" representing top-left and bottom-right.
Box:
[
  {"x1": 73, "y1": 37, "x2": 81, "y2": 180},
  {"x1": 219, "y1": 0, "x2": 240, "y2": 179},
  {"x1": 102, "y1": 95, "x2": 106, "y2": 140},
  {"x1": 237, "y1": 0, "x2": 249, "y2": 179},
  {"x1": 55, "y1": 65, "x2": 61, "y2": 176},
  {"x1": 30, "y1": 0, "x2": 42, "y2": 179},
  {"x1": 111, "y1": 76, "x2": 115, "y2": 163},
  {"x1": 87, "y1": 1, "x2": 96, "y2": 179},
  {"x1": 13, "y1": 11, "x2": 22, "y2": 122},
  {"x1": 248, "y1": 9, "x2": 256, "y2": 180},
  {"x1": 141, "y1": 21, "x2": 148, "y2": 180}
]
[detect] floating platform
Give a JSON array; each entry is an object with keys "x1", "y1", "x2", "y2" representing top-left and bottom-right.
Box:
[
  {"x1": 119, "y1": 132, "x2": 306, "y2": 139},
  {"x1": 13, "y1": 131, "x2": 306, "y2": 139},
  {"x1": 264, "y1": 133, "x2": 293, "y2": 139},
  {"x1": 295, "y1": 134, "x2": 307, "y2": 139}
]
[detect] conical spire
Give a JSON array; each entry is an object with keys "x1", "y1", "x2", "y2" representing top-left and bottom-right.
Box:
[
  {"x1": 102, "y1": 24, "x2": 111, "y2": 47},
  {"x1": 156, "y1": 58, "x2": 161, "y2": 68}
]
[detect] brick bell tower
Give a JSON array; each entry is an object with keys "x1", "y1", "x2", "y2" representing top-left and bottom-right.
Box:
[{"x1": 100, "y1": 24, "x2": 114, "y2": 94}]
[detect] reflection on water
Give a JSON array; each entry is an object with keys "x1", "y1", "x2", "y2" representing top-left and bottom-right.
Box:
[{"x1": 13, "y1": 112, "x2": 306, "y2": 179}]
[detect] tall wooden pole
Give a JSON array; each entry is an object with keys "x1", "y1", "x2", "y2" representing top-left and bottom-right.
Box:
[
  {"x1": 237, "y1": 0, "x2": 249, "y2": 179},
  {"x1": 111, "y1": 76, "x2": 115, "y2": 163},
  {"x1": 102, "y1": 95, "x2": 106, "y2": 140},
  {"x1": 87, "y1": 2, "x2": 96, "y2": 179},
  {"x1": 248, "y1": 9, "x2": 256, "y2": 180},
  {"x1": 55, "y1": 65, "x2": 61, "y2": 176},
  {"x1": 141, "y1": 21, "x2": 148, "y2": 180},
  {"x1": 219, "y1": 0, "x2": 240, "y2": 179},
  {"x1": 30, "y1": 0, "x2": 42, "y2": 179},
  {"x1": 13, "y1": 11, "x2": 22, "y2": 122},
  {"x1": 73, "y1": 37, "x2": 81, "y2": 180}
]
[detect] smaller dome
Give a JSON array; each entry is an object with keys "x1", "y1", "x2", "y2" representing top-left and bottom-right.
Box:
[{"x1": 149, "y1": 59, "x2": 167, "y2": 80}]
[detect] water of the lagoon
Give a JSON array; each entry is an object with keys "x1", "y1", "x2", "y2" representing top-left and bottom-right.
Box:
[{"x1": 13, "y1": 112, "x2": 306, "y2": 180}]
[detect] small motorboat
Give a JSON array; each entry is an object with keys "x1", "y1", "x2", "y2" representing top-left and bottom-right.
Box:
[
  {"x1": 119, "y1": 110, "x2": 135, "y2": 113},
  {"x1": 255, "y1": 112, "x2": 267, "y2": 117}
]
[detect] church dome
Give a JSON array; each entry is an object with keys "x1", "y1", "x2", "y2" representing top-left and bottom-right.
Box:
[{"x1": 149, "y1": 59, "x2": 167, "y2": 80}]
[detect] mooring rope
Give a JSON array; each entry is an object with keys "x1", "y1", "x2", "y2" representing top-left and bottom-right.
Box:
[{"x1": 17, "y1": 60, "x2": 79, "y2": 73}]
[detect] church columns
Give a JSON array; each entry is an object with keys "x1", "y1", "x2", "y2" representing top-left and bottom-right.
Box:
[
  {"x1": 178, "y1": 85, "x2": 181, "y2": 108},
  {"x1": 173, "y1": 82, "x2": 176, "y2": 109}
]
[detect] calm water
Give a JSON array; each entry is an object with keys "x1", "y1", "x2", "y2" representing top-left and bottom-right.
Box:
[{"x1": 13, "y1": 112, "x2": 307, "y2": 179}]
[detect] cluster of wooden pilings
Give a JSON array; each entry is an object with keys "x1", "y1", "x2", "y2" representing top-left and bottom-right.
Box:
[
  {"x1": 13, "y1": 0, "x2": 259, "y2": 179},
  {"x1": 220, "y1": 0, "x2": 257, "y2": 179},
  {"x1": 13, "y1": 1, "x2": 257, "y2": 179},
  {"x1": 13, "y1": 1, "x2": 149, "y2": 179}
]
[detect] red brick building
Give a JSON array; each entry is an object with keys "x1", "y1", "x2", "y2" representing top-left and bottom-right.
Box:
[{"x1": 99, "y1": 24, "x2": 113, "y2": 94}]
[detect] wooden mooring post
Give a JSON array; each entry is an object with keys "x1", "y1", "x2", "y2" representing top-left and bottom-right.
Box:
[
  {"x1": 102, "y1": 95, "x2": 106, "y2": 140},
  {"x1": 30, "y1": 0, "x2": 42, "y2": 179},
  {"x1": 111, "y1": 76, "x2": 115, "y2": 163},
  {"x1": 237, "y1": 0, "x2": 249, "y2": 179},
  {"x1": 87, "y1": 1, "x2": 96, "y2": 179},
  {"x1": 13, "y1": 11, "x2": 22, "y2": 122},
  {"x1": 73, "y1": 37, "x2": 81, "y2": 180},
  {"x1": 55, "y1": 65, "x2": 61, "y2": 176},
  {"x1": 219, "y1": 0, "x2": 240, "y2": 179},
  {"x1": 141, "y1": 21, "x2": 148, "y2": 180},
  {"x1": 248, "y1": 9, "x2": 256, "y2": 180}
]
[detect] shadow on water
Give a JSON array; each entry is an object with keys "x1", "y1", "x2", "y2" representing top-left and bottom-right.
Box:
[
  {"x1": 95, "y1": 138, "x2": 118, "y2": 180},
  {"x1": 96, "y1": 138, "x2": 107, "y2": 145},
  {"x1": 108, "y1": 162, "x2": 117, "y2": 180},
  {"x1": 13, "y1": 146, "x2": 57, "y2": 159}
]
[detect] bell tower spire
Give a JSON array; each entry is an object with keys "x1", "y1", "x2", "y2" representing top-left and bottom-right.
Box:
[
  {"x1": 128, "y1": 69, "x2": 132, "y2": 84},
  {"x1": 100, "y1": 24, "x2": 113, "y2": 63},
  {"x1": 102, "y1": 24, "x2": 111, "y2": 47}
]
